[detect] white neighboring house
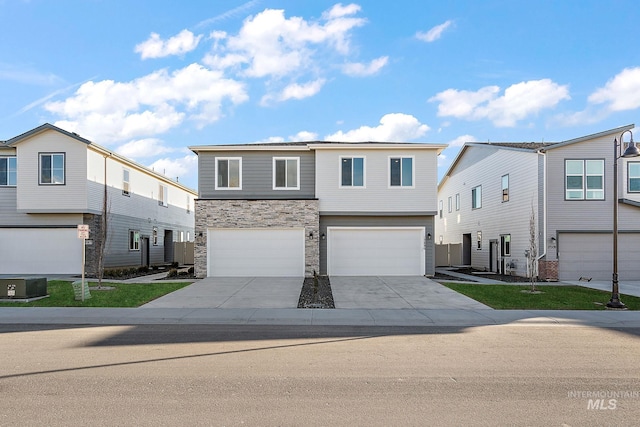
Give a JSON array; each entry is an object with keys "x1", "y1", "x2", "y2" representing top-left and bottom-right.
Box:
[
  {"x1": 0, "y1": 123, "x2": 197, "y2": 275},
  {"x1": 436, "y1": 124, "x2": 640, "y2": 281},
  {"x1": 190, "y1": 141, "x2": 446, "y2": 278}
]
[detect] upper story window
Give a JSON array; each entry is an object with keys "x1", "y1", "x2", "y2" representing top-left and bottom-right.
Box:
[
  {"x1": 455, "y1": 193, "x2": 460, "y2": 211},
  {"x1": 565, "y1": 159, "x2": 604, "y2": 200},
  {"x1": 502, "y1": 174, "x2": 509, "y2": 202},
  {"x1": 340, "y1": 157, "x2": 364, "y2": 187},
  {"x1": 158, "y1": 184, "x2": 168, "y2": 207},
  {"x1": 448, "y1": 196, "x2": 452, "y2": 213},
  {"x1": 123, "y1": 169, "x2": 130, "y2": 196},
  {"x1": 273, "y1": 157, "x2": 299, "y2": 190},
  {"x1": 186, "y1": 195, "x2": 191, "y2": 213},
  {"x1": 439, "y1": 200, "x2": 443, "y2": 218},
  {"x1": 216, "y1": 157, "x2": 241, "y2": 190},
  {"x1": 39, "y1": 153, "x2": 65, "y2": 185},
  {"x1": 628, "y1": 162, "x2": 640, "y2": 193},
  {"x1": 0, "y1": 157, "x2": 17, "y2": 186},
  {"x1": 472, "y1": 185, "x2": 482, "y2": 209},
  {"x1": 389, "y1": 157, "x2": 413, "y2": 187}
]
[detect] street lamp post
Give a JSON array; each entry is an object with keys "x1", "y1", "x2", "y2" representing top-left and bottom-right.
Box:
[{"x1": 607, "y1": 130, "x2": 640, "y2": 310}]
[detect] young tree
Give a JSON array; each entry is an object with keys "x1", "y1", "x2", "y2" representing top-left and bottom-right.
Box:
[{"x1": 527, "y1": 203, "x2": 538, "y2": 292}]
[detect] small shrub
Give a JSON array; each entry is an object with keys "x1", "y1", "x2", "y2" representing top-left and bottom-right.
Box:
[
  {"x1": 137, "y1": 265, "x2": 149, "y2": 274},
  {"x1": 167, "y1": 268, "x2": 178, "y2": 278},
  {"x1": 188, "y1": 267, "x2": 194, "y2": 274},
  {"x1": 171, "y1": 262, "x2": 179, "y2": 268}
]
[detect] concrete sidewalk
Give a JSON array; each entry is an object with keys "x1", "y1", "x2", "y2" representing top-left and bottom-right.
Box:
[{"x1": 1, "y1": 306, "x2": 639, "y2": 327}]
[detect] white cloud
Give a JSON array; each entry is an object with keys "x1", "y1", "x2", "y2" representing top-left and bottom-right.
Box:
[
  {"x1": 291, "y1": 130, "x2": 318, "y2": 141},
  {"x1": 416, "y1": 20, "x2": 453, "y2": 42},
  {"x1": 430, "y1": 79, "x2": 570, "y2": 127},
  {"x1": 325, "y1": 113, "x2": 430, "y2": 142},
  {"x1": 261, "y1": 79, "x2": 326, "y2": 105},
  {"x1": 323, "y1": 3, "x2": 361, "y2": 19},
  {"x1": 342, "y1": 56, "x2": 388, "y2": 76},
  {"x1": 206, "y1": 4, "x2": 366, "y2": 79},
  {"x1": 588, "y1": 67, "x2": 640, "y2": 112},
  {"x1": 148, "y1": 154, "x2": 198, "y2": 182},
  {"x1": 448, "y1": 134, "x2": 475, "y2": 148},
  {"x1": 135, "y1": 30, "x2": 203, "y2": 59},
  {"x1": 45, "y1": 63, "x2": 248, "y2": 142},
  {"x1": 116, "y1": 138, "x2": 174, "y2": 159}
]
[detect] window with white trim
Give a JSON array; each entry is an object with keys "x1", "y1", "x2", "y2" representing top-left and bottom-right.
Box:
[
  {"x1": 477, "y1": 231, "x2": 482, "y2": 250},
  {"x1": 439, "y1": 200, "x2": 443, "y2": 218},
  {"x1": 123, "y1": 169, "x2": 130, "y2": 196},
  {"x1": 158, "y1": 184, "x2": 168, "y2": 207},
  {"x1": 39, "y1": 153, "x2": 65, "y2": 185},
  {"x1": 565, "y1": 159, "x2": 604, "y2": 200},
  {"x1": 448, "y1": 196, "x2": 452, "y2": 213},
  {"x1": 215, "y1": 157, "x2": 241, "y2": 189},
  {"x1": 273, "y1": 157, "x2": 299, "y2": 189},
  {"x1": 129, "y1": 230, "x2": 140, "y2": 251},
  {"x1": 0, "y1": 157, "x2": 17, "y2": 186},
  {"x1": 502, "y1": 174, "x2": 509, "y2": 202},
  {"x1": 389, "y1": 157, "x2": 413, "y2": 187},
  {"x1": 472, "y1": 185, "x2": 482, "y2": 209},
  {"x1": 629, "y1": 162, "x2": 640, "y2": 193},
  {"x1": 152, "y1": 227, "x2": 158, "y2": 245},
  {"x1": 455, "y1": 193, "x2": 460, "y2": 211},
  {"x1": 340, "y1": 157, "x2": 365, "y2": 187}
]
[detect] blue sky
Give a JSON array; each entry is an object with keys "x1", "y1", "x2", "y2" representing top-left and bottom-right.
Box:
[{"x1": 2, "y1": 0, "x2": 640, "y2": 190}]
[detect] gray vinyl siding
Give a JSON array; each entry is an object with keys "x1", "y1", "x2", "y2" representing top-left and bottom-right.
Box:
[
  {"x1": 319, "y1": 215, "x2": 435, "y2": 276},
  {"x1": 0, "y1": 187, "x2": 82, "y2": 226},
  {"x1": 545, "y1": 131, "x2": 640, "y2": 261},
  {"x1": 102, "y1": 212, "x2": 192, "y2": 268},
  {"x1": 198, "y1": 150, "x2": 315, "y2": 199},
  {"x1": 436, "y1": 146, "x2": 539, "y2": 276}
]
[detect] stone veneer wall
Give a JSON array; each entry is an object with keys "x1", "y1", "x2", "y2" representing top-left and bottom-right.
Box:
[{"x1": 194, "y1": 199, "x2": 319, "y2": 278}]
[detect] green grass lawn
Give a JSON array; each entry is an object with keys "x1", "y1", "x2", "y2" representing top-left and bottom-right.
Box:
[
  {"x1": 0, "y1": 280, "x2": 192, "y2": 308},
  {"x1": 442, "y1": 283, "x2": 640, "y2": 310}
]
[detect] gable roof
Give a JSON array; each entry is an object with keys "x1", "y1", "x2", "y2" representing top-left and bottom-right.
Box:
[
  {"x1": 438, "y1": 124, "x2": 636, "y2": 189},
  {"x1": 5, "y1": 123, "x2": 197, "y2": 195}
]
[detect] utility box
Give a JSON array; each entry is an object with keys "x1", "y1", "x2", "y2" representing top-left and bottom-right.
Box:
[{"x1": 0, "y1": 278, "x2": 48, "y2": 299}]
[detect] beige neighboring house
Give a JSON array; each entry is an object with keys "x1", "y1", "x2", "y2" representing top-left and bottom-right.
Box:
[
  {"x1": 190, "y1": 141, "x2": 446, "y2": 278},
  {"x1": 0, "y1": 123, "x2": 197, "y2": 275},
  {"x1": 436, "y1": 124, "x2": 640, "y2": 282}
]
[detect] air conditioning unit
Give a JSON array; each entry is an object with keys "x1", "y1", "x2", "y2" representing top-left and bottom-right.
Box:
[{"x1": 0, "y1": 278, "x2": 48, "y2": 299}]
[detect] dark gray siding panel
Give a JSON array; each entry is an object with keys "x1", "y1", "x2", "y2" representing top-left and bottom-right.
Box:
[
  {"x1": 319, "y1": 215, "x2": 435, "y2": 276},
  {"x1": 103, "y1": 213, "x2": 191, "y2": 268},
  {"x1": 198, "y1": 151, "x2": 315, "y2": 199}
]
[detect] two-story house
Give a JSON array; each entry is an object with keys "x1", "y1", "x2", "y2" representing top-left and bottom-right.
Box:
[
  {"x1": 436, "y1": 124, "x2": 640, "y2": 282},
  {"x1": 0, "y1": 123, "x2": 197, "y2": 275},
  {"x1": 190, "y1": 141, "x2": 445, "y2": 278}
]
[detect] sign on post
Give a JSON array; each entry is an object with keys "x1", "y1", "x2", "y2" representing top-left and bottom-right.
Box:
[
  {"x1": 77, "y1": 224, "x2": 89, "y2": 240},
  {"x1": 77, "y1": 225, "x2": 89, "y2": 301}
]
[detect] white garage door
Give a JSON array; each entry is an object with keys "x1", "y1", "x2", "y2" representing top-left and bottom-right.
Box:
[
  {"x1": 558, "y1": 233, "x2": 640, "y2": 281},
  {"x1": 328, "y1": 227, "x2": 425, "y2": 276},
  {"x1": 0, "y1": 228, "x2": 81, "y2": 274},
  {"x1": 208, "y1": 228, "x2": 304, "y2": 277}
]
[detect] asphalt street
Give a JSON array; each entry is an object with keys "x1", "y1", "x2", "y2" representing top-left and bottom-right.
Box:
[{"x1": 1, "y1": 323, "x2": 639, "y2": 426}]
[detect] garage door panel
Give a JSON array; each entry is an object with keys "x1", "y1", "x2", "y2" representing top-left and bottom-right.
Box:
[
  {"x1": 208, "y1": 229, "x2": 304, "y2": 277},
  {"x1": 328, "y1": 228, "x2": 424, "y2": 276},
  {"x1": 559, "y1": 233, "x2": 640, "y2": 281},
  {"x1": 0, "y1": 228, "x2": 81, "y2": 274}
]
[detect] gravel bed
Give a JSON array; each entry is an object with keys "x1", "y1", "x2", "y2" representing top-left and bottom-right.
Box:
[{"x1": 297, "y1": 275, "x2": 335, "y2": 309}]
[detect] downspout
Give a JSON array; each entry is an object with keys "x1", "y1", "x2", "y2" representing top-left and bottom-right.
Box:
[{"x1": 536, "y1": 149, "x2": 547, "y2": 269}]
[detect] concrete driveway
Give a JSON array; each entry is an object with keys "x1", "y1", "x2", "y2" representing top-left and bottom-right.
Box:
[
  {"x1": 142, "y1": 275, "x2": 490, "y2": 310},
  {"x1": 142, "y1": 277, "x2": 303, "y2": 309},
  {"x1": 330, "y1": 276, "x2": 491, "y2": 309}
]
